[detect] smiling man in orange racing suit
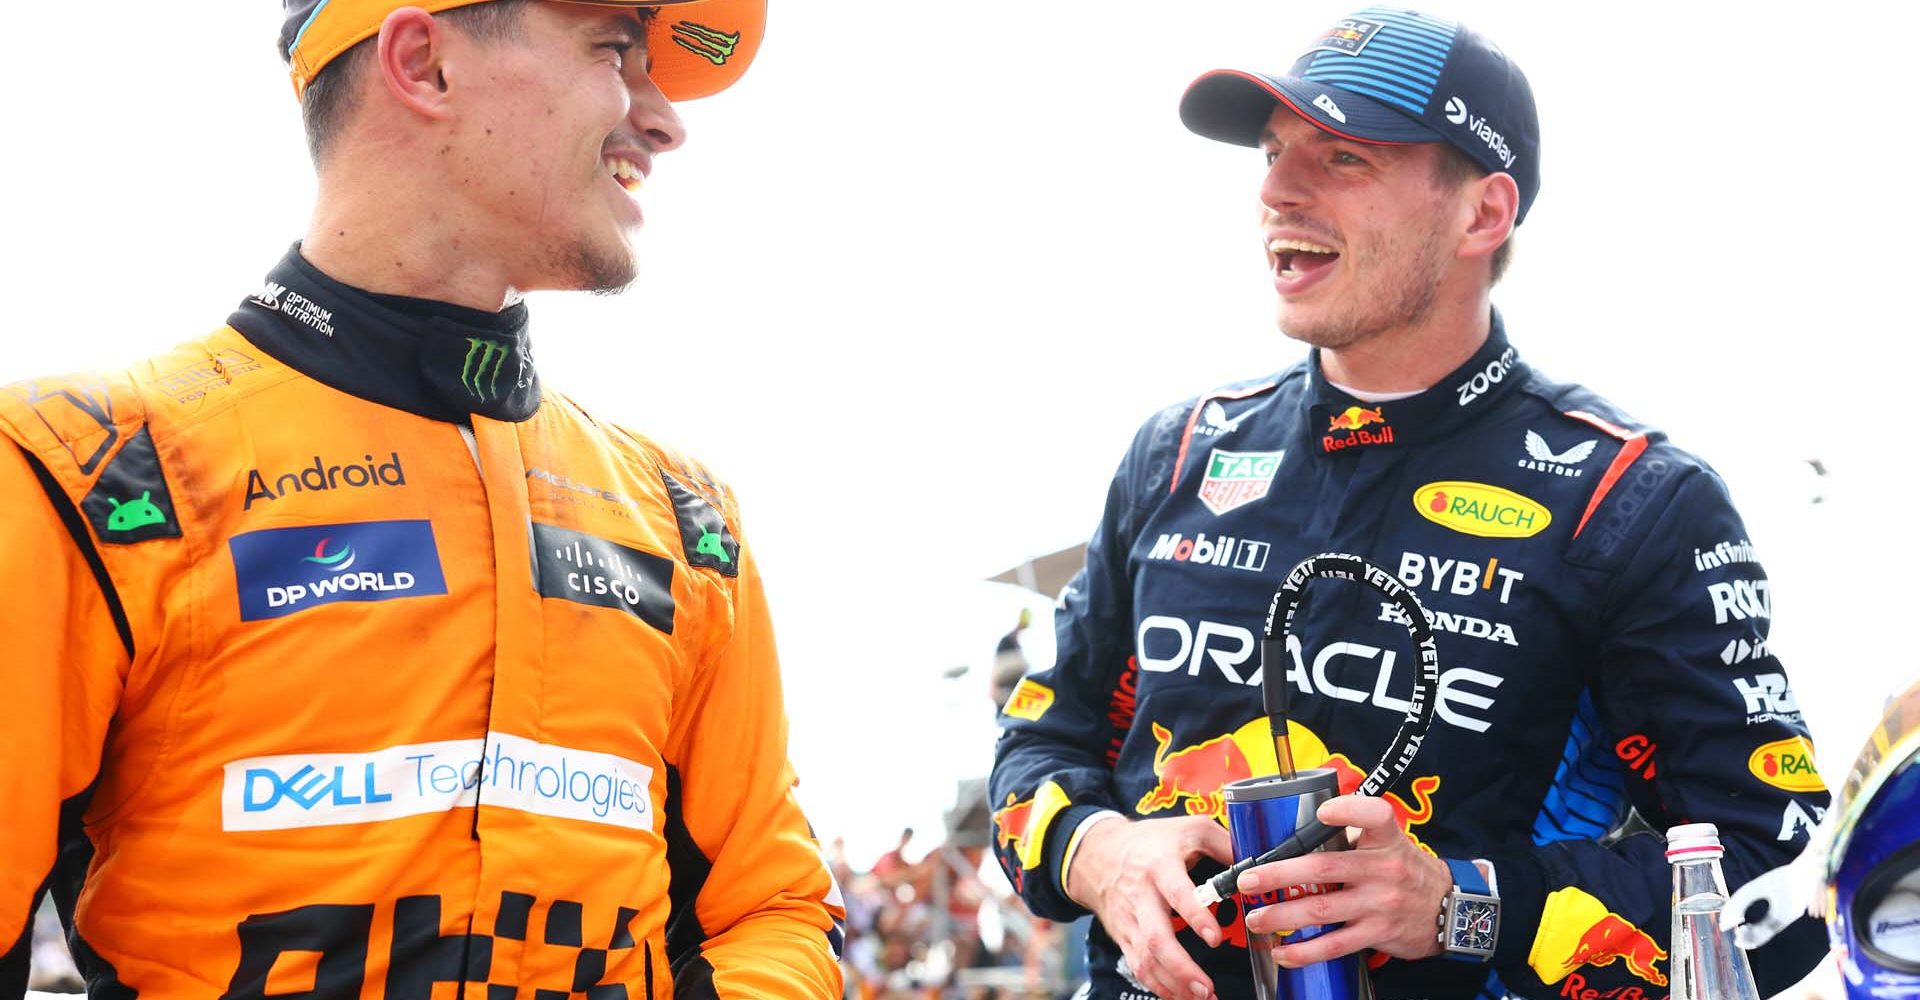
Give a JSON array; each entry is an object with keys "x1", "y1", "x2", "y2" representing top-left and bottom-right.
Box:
[
  {"x1": 0, "y1": 2, "x2": 844, "y2": 997},
  {"x1": 988, "y1": 8, "x2": 1828, "y2": 1000}
]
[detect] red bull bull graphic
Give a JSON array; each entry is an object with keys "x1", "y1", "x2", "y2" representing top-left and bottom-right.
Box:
[
  {"x1": 1134, "y1": 719, "x2": 1438, "y2": 854},
  {"x1": 1327, "y1": 406, "x2": 1385, "y2": 432},
  {"x1": 1528, "y1": 886, "x2": 1668, "y2": 988},
  {"x1": 992, "y1": 796, "x2": 1035, "y2": 852},
  {"x1": 992, "y1": 780, "x2": 1073, "y2": 871},
  {"x1": 1152, "y1": 718, "x2": 1442, "y2": 951},
  {"x1": 1135, "y1": 722, "x2": 1254, "y2": 821}
]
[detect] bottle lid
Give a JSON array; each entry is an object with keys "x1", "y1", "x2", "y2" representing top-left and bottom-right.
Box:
[{"x1": 1665, "y1": 822, "x2": 1724, "y2": 861}]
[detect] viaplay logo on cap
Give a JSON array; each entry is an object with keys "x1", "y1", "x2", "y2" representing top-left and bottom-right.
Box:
[{"x1": 229, "y1": 520, "x2": 448, "y2": 621}]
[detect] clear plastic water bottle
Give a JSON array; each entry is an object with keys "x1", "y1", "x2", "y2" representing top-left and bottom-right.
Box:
[{"x1": 1667, "y1": 823, "x2": 1761, "y2": 1000}]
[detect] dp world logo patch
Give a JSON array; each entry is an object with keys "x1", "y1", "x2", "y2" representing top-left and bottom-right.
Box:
[{"x1": 229, "y1": 520, "x2": 448, "y2": 621}]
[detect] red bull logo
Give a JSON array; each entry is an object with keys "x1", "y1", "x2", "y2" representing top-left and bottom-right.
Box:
[
  {"x1": 1135, "y1": 722, "x2": 1254, "y2": 822},
  {"x1": 1570, "y1": 915, "x2": 1668, "y2": 987},
  {"x1": 992, "y1": 781, "x2": 1073, "y2": 871},
  {"x1": 1151, "y1": 719, "x2": 1440, "y2": 951},
  {"x1": 1134, "y1": 719, "x2": 1438, "y2": 855},
  {"x1": 1529, "y1": 886, "x2": 1668, "y2": 988},
  {"x1": 1327, "y1": 406, "x2": 1385, "y2": 432},
  {"x1": 992, "y1": 794, "x2": 1035, "y2": 852},
  {"x1": 1323, "y1": 406, "x2": 1395, "y2": 453}
]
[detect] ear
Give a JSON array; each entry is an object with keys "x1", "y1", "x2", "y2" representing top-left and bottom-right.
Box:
[
  {"x1": 374, "y1": 7, "x2": 453, "y2": 120},
  {"x1": 1458, "y1": 170, "x2": 1519, "y2": 264}
]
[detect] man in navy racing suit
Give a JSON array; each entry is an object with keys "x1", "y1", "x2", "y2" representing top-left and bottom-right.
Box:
[{"x1": 987, "y1": 8, "x2": 1830, "y2": 1000}]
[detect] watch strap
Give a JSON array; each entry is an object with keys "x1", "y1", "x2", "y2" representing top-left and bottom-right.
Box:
[
  {"x1": 1446, "y1": 858, "x2": 1489, "y2": 895},
  {"x1": 1438, "y1": 857, "x2": 1499, "y2": 962}
]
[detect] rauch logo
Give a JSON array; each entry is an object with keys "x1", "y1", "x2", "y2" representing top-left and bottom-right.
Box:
[
  {"x1": 228, "y1": 520, "x2": 449, "y2": 621},
  {"x1": 1412, "y1": 481, "x2": 1550, "y2": 539}
]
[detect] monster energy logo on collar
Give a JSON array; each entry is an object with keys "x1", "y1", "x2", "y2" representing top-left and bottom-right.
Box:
[
  {"x1": 671, "y1": 21, "x2": 740, "y2": 66},
  {"x1": 461, "y1": 337, "x2": 511, "y2": 402}
]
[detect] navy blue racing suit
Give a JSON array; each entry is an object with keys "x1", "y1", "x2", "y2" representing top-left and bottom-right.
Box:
[{"x1": 988, "y1": 313, "x2": 1829, "y2": 1000}]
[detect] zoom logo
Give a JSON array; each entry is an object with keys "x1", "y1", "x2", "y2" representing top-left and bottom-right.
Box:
[{"x1": 223, "y1": 734, "x2": 655, "y2": 832}]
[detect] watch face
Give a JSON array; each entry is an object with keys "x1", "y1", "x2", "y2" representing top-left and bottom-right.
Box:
[{"x1": 1451, "y1": 900, "x2": 1499, "y2": 952}]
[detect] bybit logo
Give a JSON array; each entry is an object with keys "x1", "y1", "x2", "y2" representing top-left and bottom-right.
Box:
[
  {"x1": 461, "y1": 338, "x2": 510, "y2": 401},
  {"x1": 671, "y1": 21, "x2": 740, "y2": 66}
]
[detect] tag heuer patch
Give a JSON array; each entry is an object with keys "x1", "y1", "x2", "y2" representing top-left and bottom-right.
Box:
[
  {"x1": 661, "y1": 472, "x2": 738, "y2": 576},
  {"x1": 81, "y1": 425, "x2": 183, "y2": 544},
  {"x1": 1198, "y1": 449, "x2": 1284, "y2": 516}
]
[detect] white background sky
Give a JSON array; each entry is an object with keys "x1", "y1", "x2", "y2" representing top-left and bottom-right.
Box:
[{"x1": 7, "y1": 2, "x2": 1920, "y2": 871}]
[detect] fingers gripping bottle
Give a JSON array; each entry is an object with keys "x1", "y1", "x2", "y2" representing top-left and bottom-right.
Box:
[
  {"x1": 1225, "y1": 770, "x2": 1373, "y2": 1000},
  {"x1": 1667, "y1": 823, "x2": 1761, "y2": 1000}
]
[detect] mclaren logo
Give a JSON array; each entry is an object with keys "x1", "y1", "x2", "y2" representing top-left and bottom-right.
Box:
[{"x1": 672, "y1": 21, "x2": 741, "y2": 66}]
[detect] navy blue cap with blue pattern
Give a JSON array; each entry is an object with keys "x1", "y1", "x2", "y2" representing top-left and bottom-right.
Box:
[{"x1": 1180, "y1": 7, "x2": 1541, "y2": 223}]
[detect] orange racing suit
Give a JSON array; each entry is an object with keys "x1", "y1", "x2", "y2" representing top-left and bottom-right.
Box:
[{"x1": 0, "y1": 247, "x2": 845, "y2": 998}]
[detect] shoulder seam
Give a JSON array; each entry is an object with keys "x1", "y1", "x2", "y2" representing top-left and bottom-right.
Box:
[
  {"x1": 17, "y1": 445, "x2": 135, "y2": 660},
  {"x1": 1167, "y1": 379, "x2": 1281, "y2": 496}
]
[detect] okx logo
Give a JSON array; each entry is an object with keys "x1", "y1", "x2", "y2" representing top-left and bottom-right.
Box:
[
  {"x1": 461, "y1": 337, "x2": 511, "y2": 401},
  {"x1": 229, "y1": 520, "x2": 448, "y2": 621},
  {"x1": 671, "y1": 21, "x2": 740, "y2": 65}
]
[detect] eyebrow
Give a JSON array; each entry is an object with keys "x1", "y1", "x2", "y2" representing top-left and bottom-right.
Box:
[
  {"x1": 605, "y1": 17, "x2": 643, "y2": 44},
  {"x1": 1259, "y1": 127, "x2": 1344, "y2": 147}
]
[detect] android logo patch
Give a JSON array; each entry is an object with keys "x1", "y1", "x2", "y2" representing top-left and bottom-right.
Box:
[{"x1": 80, "y1": 425, "x2": 183, "y2": 544}]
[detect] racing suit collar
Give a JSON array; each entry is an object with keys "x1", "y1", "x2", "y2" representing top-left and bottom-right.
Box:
[
  {"x1": 1303, "y1": 309, "x2": 1524, "y2": 457},
  {"x1": 228, "y1": 245, "x2": 542, "y2": 424}
]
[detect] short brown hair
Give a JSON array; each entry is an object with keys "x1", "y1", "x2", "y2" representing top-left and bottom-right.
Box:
[
  {"x1": 296, "y1": 0, "x2": 532, "y2": 164},
  {"x1": 1431, "y1": 144, "x2": 1515, "y2": 284}
]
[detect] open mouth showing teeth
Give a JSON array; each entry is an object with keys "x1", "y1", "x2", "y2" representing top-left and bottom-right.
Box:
[
  {"x1": 1269, "y1": 238, "x2": 1340, "y2": 278},
  {"x1": 604, "y1": 155, "x2": 644, "y2": 193}
]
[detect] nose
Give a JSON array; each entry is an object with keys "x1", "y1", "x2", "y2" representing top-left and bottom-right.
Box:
[
  {"x1": 630, "y1": 71, "x2": 687, "y2": 153},
  {"x1": 1258, "y1": 143, "x2": 1313, "y2": 214}
]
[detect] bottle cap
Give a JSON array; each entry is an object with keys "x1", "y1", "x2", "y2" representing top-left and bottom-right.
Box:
[{"x1": 1665, "y1": 822, "x2": 1724, "y2": 861}]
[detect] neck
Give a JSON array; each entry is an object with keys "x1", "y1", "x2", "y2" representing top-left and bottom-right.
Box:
[
  {"x1": 302, "y1": 159, "x2": 520, "y2": 313},
  {"x1": 1316, "y1": 284, "x2": 1494, "y2": 394}
]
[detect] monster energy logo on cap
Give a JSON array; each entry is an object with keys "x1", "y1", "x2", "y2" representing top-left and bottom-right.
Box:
[
  {"x1": 461, "y1": 337, "x2": 510, "y2": 402},
  {"x1": 671, "y1": 22, "x2": 740, "y2": 66}
]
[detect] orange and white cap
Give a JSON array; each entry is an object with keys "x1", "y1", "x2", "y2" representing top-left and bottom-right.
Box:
[{"x1": 280, "y1": 0, "x2": 765, "y2": 101}]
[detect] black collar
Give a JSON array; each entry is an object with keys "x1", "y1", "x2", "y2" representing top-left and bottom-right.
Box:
[
  {"x1": 1302, "y1": 310, "x2": 1526, "y2": 457},
  {"x1": 228, "y1": 245, "x2": 542, "y2": 423}
]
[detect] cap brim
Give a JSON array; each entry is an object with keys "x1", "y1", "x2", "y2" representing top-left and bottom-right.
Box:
[
  {"x1": 564, "y1": 0, "x2": 766, "y2": 101},
  {"x1": 1179, "y1": 69, "x2": 1441, "y2": 148}
]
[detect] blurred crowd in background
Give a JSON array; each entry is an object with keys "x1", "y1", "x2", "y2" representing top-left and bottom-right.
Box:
[{"x1": 827, "y1": 825, "x2": 1084, "y2": 1000}]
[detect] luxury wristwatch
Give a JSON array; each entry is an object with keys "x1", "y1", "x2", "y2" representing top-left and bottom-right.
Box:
[{"x1": 1437, "y1": 858, "x2": 1500, "y2": 960}]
